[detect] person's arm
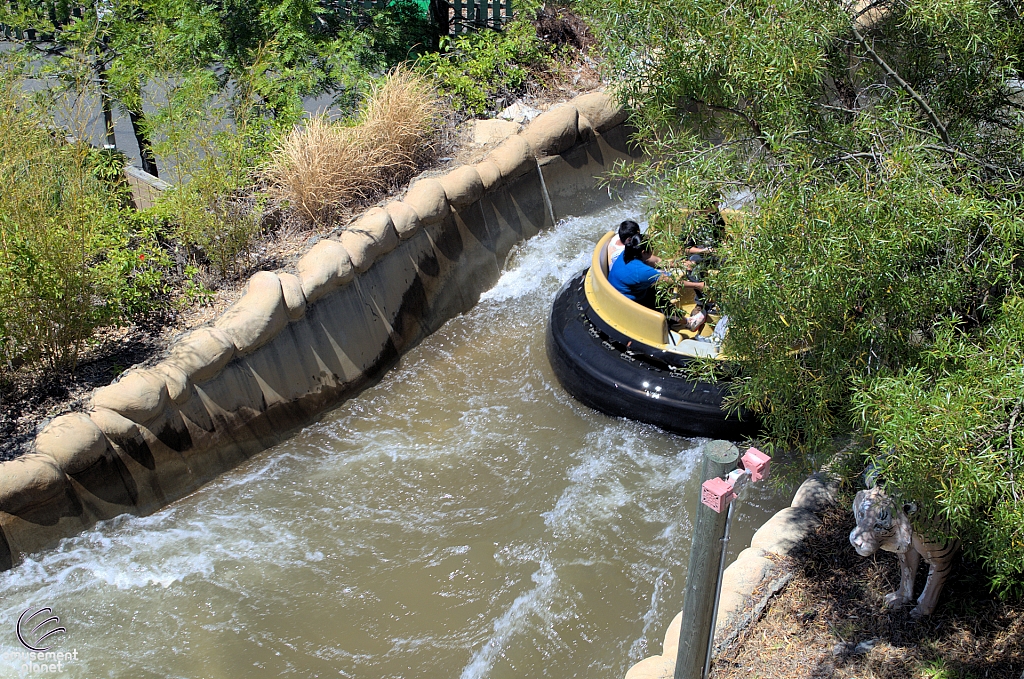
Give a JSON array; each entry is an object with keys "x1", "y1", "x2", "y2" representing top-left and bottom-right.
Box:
[
  {"x1": 685, "y1": 246, "x2": 714, "y2": 255},
  {"x1": 637, "y1": 261, "x2": 670, "y2": 286}
]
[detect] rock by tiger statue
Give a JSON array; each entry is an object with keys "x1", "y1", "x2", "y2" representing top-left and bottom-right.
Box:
[{"x1": 849, "y1": 486, "x2": 959, "y2": 618}]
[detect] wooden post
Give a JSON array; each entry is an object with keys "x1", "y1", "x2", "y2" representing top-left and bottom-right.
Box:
[{"x1": 674, "y1": 439, "x2": 739, "y2": 679}]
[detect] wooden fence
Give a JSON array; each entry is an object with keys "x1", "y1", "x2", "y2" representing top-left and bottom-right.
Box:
[
  {"x1": 446, "y1": 0, "x2": 512, "y2": 33},
  {"x1": 325, "y1": 0, "x2": 511, "y2": 33},
  {"x1": 2, "y1": 0, "x2": 511, "y2": 42}
]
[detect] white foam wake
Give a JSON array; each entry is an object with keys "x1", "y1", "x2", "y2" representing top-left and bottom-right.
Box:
[
  {"x1": 458, "y1": 559, "x2": 563, "y2": 679},
  {"x1": 480, "y1": 198, "x2": 642, "y2": 304}
]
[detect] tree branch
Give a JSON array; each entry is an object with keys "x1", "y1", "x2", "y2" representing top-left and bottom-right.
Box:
[
  {"x1": 690, "y1": 98, "x2": 764, "y2": 142},
  {"x1": 824, "y1": 151, "x2": 882, "y2": 165},
  {"x1": 850, "y1": 24, "x2": 950, "y2": 145},
  {"x1": 918, "y1": 144, "x2": 1013, "y2": 178}
]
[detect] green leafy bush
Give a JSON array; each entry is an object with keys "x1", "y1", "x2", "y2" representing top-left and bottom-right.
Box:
[
  {"x1": 855, "y1": 299, "x2": 1024, "y2": 596},
  {"x1": 362, "y1": 0, "x2": 436, "y2": 65},
  {"x1": 145, "y1": 69, "x2": 266, "y2": 277},
  {"x1": 581, "y1": 0, "x2": 1024, "y2": 593},
  {"x1": 0, "y1": 83, "x2": 167, "y2": 374},
  {"x1": 415, "y1": 17, "x2": 550, "y2": 114}
]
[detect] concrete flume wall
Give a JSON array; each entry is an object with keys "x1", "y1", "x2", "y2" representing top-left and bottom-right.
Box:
[{"x1": 0, "y1": 92, "x2": 639, "y2": 572}]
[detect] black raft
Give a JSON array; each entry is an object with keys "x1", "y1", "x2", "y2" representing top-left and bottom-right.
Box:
[{"x1": 545, "y1": 232, "x2": 757, "y2": 440}]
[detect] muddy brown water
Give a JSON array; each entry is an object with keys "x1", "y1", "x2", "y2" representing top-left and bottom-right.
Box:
[{"x1": 0, "y1": 198, "x2": 792, "y2": 679}]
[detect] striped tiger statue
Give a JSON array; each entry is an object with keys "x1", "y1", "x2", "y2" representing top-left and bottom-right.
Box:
[{"x1": 849, "y1": 486, "x2": 959, "y2": 618}]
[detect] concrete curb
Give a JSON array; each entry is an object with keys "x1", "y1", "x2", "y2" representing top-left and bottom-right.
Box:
[
  {"x1": 0, "y1": 91, "x2": 640, "y2": 573},
  {"x1": 624, "y1": 473, "x2": 838, "y2": 679}
]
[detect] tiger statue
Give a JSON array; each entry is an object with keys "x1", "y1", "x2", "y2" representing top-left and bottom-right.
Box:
[{"x1": 849, "y1": 486, "x2": 959, "y2": 618}]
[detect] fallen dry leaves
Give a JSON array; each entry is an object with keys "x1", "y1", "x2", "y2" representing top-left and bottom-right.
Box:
[{"x1": 711, "y1": 503, "x2": 1024, "y2": 679}]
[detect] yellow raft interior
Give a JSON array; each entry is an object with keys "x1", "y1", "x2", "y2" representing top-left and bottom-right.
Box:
[{"x1": 583, "y1": 231, "x2": 726, "y2": 359}]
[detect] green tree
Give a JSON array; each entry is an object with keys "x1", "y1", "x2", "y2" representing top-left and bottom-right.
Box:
[
  {"x1": 579, "y1": 0, "x2": 1024, "y2": 592},
  {"x1": 0, "y1": 0, "x2": 433, "y2": 176}
]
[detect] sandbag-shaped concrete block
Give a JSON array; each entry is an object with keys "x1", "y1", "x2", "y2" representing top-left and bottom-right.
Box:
[
  {"x1": 662, "y1": 611, "x2": 682, "y2": 659},
  {"x1": 577, "y1": 112, "x2": 596, "y2": 142},
  {"x1": 93, "y1": 404, "x2": 187, "y2": 471},
  {"x1": 169, "y1": 327, "x2": 236, "y2": 384},
  {"x1": 89, "y1": 407, "x2": 154, "y2": 471},
  {"x1": 404, "y1": 178, "x2": 450, "y2": 225},
  {"x1": 91, "y1": 369, "x2": 169, "y2": 424},
  {"x1": 791, "y1": 472, "x2": 838, "y2": 513},
  {"x1": 0, "y1": 454, "x2": 76, "y2": 522},
  {"x1": 89, "y1": 406, "x2": 141, "y2": 442},
  {"x1": 90, "y1": 407, "x2": 188, "y2": 512},
  {"x1": 486, "y1": 135, "x2": 535, "y2": 180},
  {"x1": 713, "y1": 547, "x2": 774, "y2": 631},
  {"x1": 573, "y1": 90, "x2": 628, "y2": 132},
  {"x1": 440, "y1": 166, "x2": 484, "y2": 209},
  {"x1": 624, "y1": 654, "x2": 674, "y2": 679},
  {"x1": 34, "y1": 413, "x2": 106, "y2": 475},
  {"x1": 215, "y1": 271, "x2": 289, "y2": 356},
  {"x1": 278, "y1": 272, "x2": 307, "y2": 320},
  {"x1": 475, "y1": 160, "x2": 502, "y2": 192},
  {"x1": 719, "y1": 548, "x2": 774, "y2": 608},
  {"x1": 297, "y1": 239, "x2": 354, "y2": 304},
  {"x1": 473, "y1": 118, "x2": 519, "y2": 145},
  {"x1": 385, "y1": 201, "x2": 422, "y2": 240},
  {"x1": 733, "y1": 546, "x2": 768, "y2": 563},
  {"x1": 36, "y1": 413, "x2": 138, "y2": 513},
  {"x1": 522, "y1": 104, "x2": 579, "y2": 159},
  {"x1": 750, "y1": 506, "x2": 821, "y2": 556},
  {"x1": 340, "y1": 208, "x2": 400, "y2": 273},
  {"x1": 715, "y1": 587, "x2": 748, "y2": 633},
  {"x1": 152, "y1": 362, "x2": 191, "y2": 404}
]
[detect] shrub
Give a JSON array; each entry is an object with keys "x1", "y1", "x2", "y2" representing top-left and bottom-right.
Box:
[
  {"x1": 146, "y1": 69, "x2": 268, "y2": 277},
  {"x1": 0, "y1": 81, "x2": 167, "y2": 375},
  {"x1": 855, "y1": 298, "x2": 1024, "y2": 597},
  {"x1": 584, "y1": 0, "x2": 1024, "y2": 594},
  {"x1": 264, "y1": 66, "x2": 443, "y2": 224},
  {"x1": 415, "y1": 17, "x2": 550, "y2": 115}
]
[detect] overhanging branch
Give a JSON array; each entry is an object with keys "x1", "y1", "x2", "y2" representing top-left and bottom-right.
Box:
[{"x1": 850, "y1": 24, "x2": 950, "y2": 145}]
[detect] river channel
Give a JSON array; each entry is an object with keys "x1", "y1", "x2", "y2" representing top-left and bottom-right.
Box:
[{"x1": 0, "y1": 198, "x2": 790, "y2": 679}]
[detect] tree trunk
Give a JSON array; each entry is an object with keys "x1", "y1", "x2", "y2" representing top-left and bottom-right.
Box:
[
  {"x1": 428, "y1": 0, "x2": 450, "y2": 50},
  {"x1": 94, "y1": 61, "x2": 117, "y2": 148},
  {"x1": 128, "y1": 107, "x2": 159, "y2": 178}
]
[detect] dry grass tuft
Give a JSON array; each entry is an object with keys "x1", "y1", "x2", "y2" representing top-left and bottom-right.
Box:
[{"x1": 264, "y1": 66, "x2": 444, "y2": 225}]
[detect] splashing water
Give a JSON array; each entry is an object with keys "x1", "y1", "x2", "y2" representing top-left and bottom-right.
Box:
[{"x1": 0, "y1": 198, "x2": 790, "y2": 679}]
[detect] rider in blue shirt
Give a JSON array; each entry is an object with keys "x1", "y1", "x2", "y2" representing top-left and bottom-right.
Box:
[
  {"x1": 608, "y1": 252, "x2": 663, "y2": 302},
  {"x1": 608, "y1": 232, "x2": 706, "y2": 331}
]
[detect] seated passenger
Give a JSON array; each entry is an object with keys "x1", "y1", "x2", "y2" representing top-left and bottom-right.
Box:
[
  {"x1": 608, "y1": 234, "x2": 705, "y2": 330},
  {"x1": 606, "y1": 220, "x2": 661, "y2": 269}
]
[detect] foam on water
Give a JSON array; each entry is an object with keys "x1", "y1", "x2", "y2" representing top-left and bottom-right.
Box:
[
  {"x1": 479, "y1": 206, "x2": 619, "y2": 305},
  {"x1": 458, "y1": 559, "x2": 565, "y2": 679},
  {"x1": 0, "y1": 197, "x2": 790, "y2": 679}
]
